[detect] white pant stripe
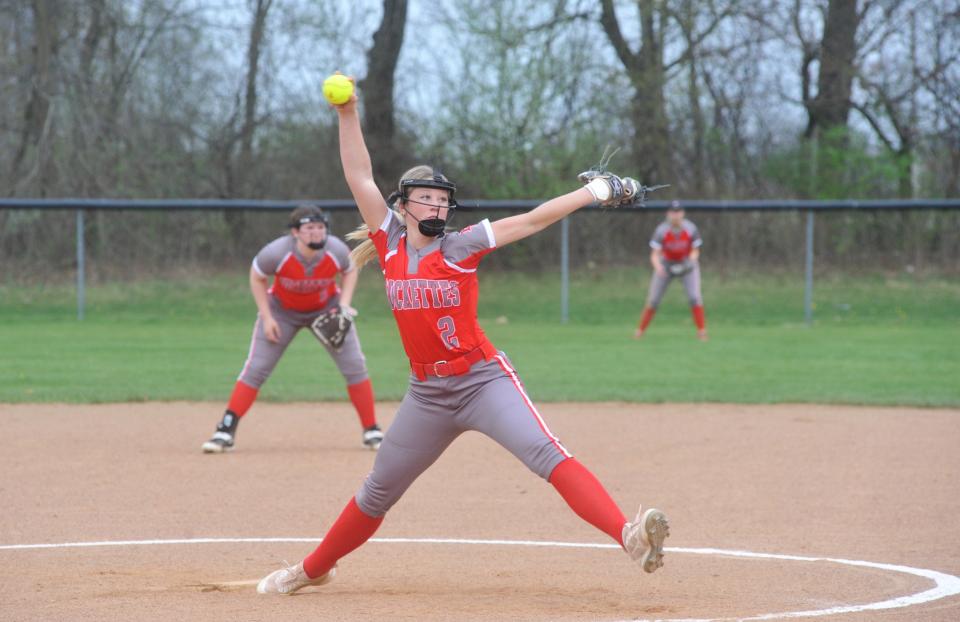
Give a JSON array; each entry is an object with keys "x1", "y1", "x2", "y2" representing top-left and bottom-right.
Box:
[
  {"x1": 493, "y1": 354, "x2": 572, "y2": 458},
  {"x1": 237, "y1": 315, "x2": 262, "y2": 382}
]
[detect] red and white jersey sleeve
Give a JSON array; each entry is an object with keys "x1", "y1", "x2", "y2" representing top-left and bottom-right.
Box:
[
  {"x1": 370, "y1": 210, "x2": 497, "y2": 364},
  {"x1": 252, "y1": 235, "x2": 352, "y2": 313},
  {"x1": 649, "y1": 219, "x2": 702, "y2": 262}
]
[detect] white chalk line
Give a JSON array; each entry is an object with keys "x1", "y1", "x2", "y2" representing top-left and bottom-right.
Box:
[{"x1": 1, "y1": 537, "x2": 958, "y2": 621}]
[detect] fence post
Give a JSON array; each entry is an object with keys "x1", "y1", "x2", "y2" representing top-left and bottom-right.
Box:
[
  {"x1": 804, "y1": 209, "x2": 814, "y2": 325},
  {"x1": 561, "y1": 216, "x2": 569, "y2": 324},
  {"x1": 76, "y1": 209, "x2": 86, "y2": 321}
]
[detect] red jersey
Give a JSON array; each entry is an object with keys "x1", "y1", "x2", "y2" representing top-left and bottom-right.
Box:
[
  {"x1": 650, "y1": 219, "x2": 702, "y2": 262},
  {"x1": 252, "y1": 234, "x2": 354, "y2": 313},
  {"x1": 370, "y1": 210, "x2": 497, "y2": 364}
]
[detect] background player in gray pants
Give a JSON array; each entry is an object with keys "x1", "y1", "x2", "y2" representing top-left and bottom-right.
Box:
[
  {"x1": 635, "y1": 201, "x2": 708, "y2": 340},
  {"x1": 201, "y1": 205, "x2": 383, "y2": 453}
]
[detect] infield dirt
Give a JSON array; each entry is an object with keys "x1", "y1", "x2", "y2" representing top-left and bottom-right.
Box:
[{"x1": 1, "y1": 402, "x2": 958, "y2": 621}]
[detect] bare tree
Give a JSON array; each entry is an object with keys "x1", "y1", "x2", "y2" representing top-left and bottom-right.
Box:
[
  {"x1": 671, "y1": 0, "x2": 754, "y2": 195},
  {"x1": 425, "y1": 0, "x2": 604, "y2": 198},
  {"x1": 239, "y1": 0, "x2": 273, "y2": 194},
  {"x1": 599, "y1": 0, "x2": 670, "y2": 182},
  {"x1": 850, "y1": 1, "x2": 960, "y2": 198},
  {"x1": 10, "y1": 0, "x2": 58, "y2": 195},
  {"x1": 359, "y1": 0, "x2": 408, "y2": 187},
  {"x1": 804, "y1": 0, "x2": 861, "y2": 137},
  {"x1": 922, "y1": 1, "x2": 960, "y2": 196},
  {"x1": 599, "y1": 0, "x2": 736, "y2": 185}
]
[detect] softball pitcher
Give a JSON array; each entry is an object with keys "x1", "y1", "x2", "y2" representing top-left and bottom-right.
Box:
[
  {"x1": 200, "y1": 205, "x2": 383, "y2": 454},
  {"x1": 634, "y1": 201, "x2": 708, "y2": 341},
  {"x1": 256, "y1": 86, "x2": 669, "y2": 594}
]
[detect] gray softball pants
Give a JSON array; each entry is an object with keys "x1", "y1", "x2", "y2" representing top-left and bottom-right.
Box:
[
  {"x1": 355, "y1": 351, "x2": 571, "y2": 518},
  {"x1": 646, "y1": 262, "x2": 703, "y2": 308},
  {"x1": 238, "y1": 296, "x2": 369, "y2": 388}
]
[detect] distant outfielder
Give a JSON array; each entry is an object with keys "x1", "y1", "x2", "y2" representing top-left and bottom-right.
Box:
[
  {"x1": 201, "y1": 205, "x2": 383, "y2": 454},
  {"x1": 255, "y1": 79, "x2": 669, "y2": 595},
  {"x1": 635, "y1": 201, "x2": 708, "y2": 341}
]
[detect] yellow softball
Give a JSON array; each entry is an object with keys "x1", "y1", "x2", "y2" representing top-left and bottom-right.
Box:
[{"x1": 323, "y1": 74, "x2": 354, "y2": 105}]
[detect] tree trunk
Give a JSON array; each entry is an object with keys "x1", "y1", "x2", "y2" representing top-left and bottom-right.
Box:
[
  {"x1": 948, "y1": 145, "x2": 960, "y2": 197},
  {"x1": 229, "y1": 0, "x2": 272, "y2": 245},
  {"x1": 600, "y1": 0, "x2": 671, "y2": 184},
  {"x1": 899, "y1": 9, "x2": 918, "y2": 199},
  {"x1": 239, "y1": 0, "x2": 272, "y2": 195},
  {"x1": 80, "y1": 0, "x2": 104, "y2": 81},
  {"x1": 11, "y1": 0, "x2": 57, "y2": 195},
  {"x1": 682, "y1": 0, "x2": 704, "y2": 195},
  {"x1": 359, "y1": 0, "x2": 409, "y2": 188},
  {"x1": 805, "y1": 0, "x2": 860, "y2": 136}
]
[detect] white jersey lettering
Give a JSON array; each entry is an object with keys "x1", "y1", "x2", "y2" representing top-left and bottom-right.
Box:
[
  {"x1": 386, "y1": 278, "x2": 462, "y2": 311},
  {"x1": 276, "y1": 276, "x2": 336, "y2": 294}
]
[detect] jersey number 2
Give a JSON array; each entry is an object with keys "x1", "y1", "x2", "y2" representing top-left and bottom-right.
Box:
[{"x1": 437, "y1": 316, "x2": 460, "y2": 350}]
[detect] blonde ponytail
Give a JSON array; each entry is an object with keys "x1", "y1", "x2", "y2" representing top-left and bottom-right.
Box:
[
  {"x1": 347, "y1": 209, "x2": 404, "y2": 269},
  {"x1": 346, "y1": 224, "x2": 378, "y2": 269}
]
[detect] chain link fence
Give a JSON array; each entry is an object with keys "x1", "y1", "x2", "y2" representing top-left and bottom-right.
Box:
[{"x1": 2, "y1": 198, "x2": 959, "y2": 321}]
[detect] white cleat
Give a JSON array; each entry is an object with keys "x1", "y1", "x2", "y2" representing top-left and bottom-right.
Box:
[
  {"x1": 201, "y1": 431, "x2": 234, "y2": 453},
  {"x1": 622, "y1": 507, "x2": 670, "y2": 573},
  {"x1": 362, "y1": 425, "x2": 384, "y2": 451},
  {"x1": 256, "y1": 561, "x2": 336, "y2": 595}
]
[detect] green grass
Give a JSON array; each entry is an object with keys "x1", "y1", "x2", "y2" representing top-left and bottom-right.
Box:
[{"x1": 1, "y1": 269, "x2": 958, "y2": 406}]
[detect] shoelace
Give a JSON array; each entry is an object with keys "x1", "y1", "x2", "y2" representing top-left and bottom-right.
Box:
[
  {"x1": 623, "y1": 521, "x2": 647, "y2": 560},
  {"x1": 274, "y1": 560, "x2": 300, "y2": 593}
]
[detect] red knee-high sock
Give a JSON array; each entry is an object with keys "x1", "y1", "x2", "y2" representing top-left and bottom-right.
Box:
[
  {"x1": 226, "y1": 381, "x2": 259, "y2": 418},
  {"x1": 302, "y1": 497, "x2": 383, "y2": 579},
  {"x1": 347, "y1": 379, "x2": 377, "y2": 429},
  {"x1": 638, "y1": 307, "x2": 656, "y2": 332},
  {"x1": 549, "y1": 458, "x2": 627, "y2": 545},
  {"x1": 691, "y1": 305, "x2": 706, "y2": 331}
]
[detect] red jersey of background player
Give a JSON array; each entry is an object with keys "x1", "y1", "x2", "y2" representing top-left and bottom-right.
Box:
[
  {"x1": 370, "y1": 209, "x2": 496, "y2": 364},
  {"x1": 253, "y1": 235, "x2": 353, "y2": 313},
  {"x1": 650, "y1": 220, "x2": 702, "y2": 263}
]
